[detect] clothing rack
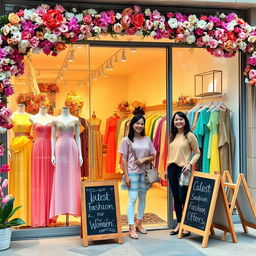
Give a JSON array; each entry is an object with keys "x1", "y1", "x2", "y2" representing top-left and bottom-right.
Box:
[{"x1": 195, "y1": 93, "x2": 225, "y2": 103}]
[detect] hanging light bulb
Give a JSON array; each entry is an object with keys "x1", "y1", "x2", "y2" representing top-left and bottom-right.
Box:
[
  {"x1": 121, "y1": 50, "x2": 126, "y2": 62},
  {"x1": 62, "y1": 62, "x2": 68, "y2": 70},
  {"x1": 60, "y1": 73, "x2": 64, "y2": 80},
  {"x1": 106, "y1": 60, "x2": 111, "y2": 71},
  {"x1": 109, "y1": 59, "x2": 113, "y2": 70},
  {"x1": 130, "y1": 48, "x2": 137, "y2": 53},
  {"x1": 102, "y1": 66, "x2": 108, "y2": 77},
  {"x1": 114, "y1": 54, "x2": 118, "y2": 63},
  {"x1": 68, "y1": 49, "x2": 74, "y2": 62},
  {"x1": 93, "y1": 73, "x2": 98, "y2": 81}
]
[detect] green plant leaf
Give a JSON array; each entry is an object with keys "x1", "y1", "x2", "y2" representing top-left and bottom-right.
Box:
[
  {"x1": 0, "y1": 223, "x2": 7, "y2": 229},
  {"x1": 3, "y1": 198, "x2": 14, "y2": 220},
  {"x1": 0, "y1": 15, "x2": 9, "y2": 26},
  {"x1": 8, "y1": 218, "x2": 25, "y2": 226},
  {"x1": 6, "y1": 205, "x2": 22, "y2": 220},
  {"x1": 0, "y1": 205, "x2": 3, "y2": 220}
]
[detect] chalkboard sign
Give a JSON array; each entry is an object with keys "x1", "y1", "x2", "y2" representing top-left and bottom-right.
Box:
[
  {"x1": 85, "y1": 185, "x2": 117, "y2": 235},
  {"x1": 178, "y1": 171, "x2": 236, "y2": 248},
  {"x1": 184, "y1": 176, "x2": 215, "y2": 231},
  {"x1": 81, "y1": 180, "x2": 122, "y2": 247}
]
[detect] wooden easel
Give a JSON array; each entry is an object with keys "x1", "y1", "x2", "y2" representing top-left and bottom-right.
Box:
[
  {"x1": 222, "y1": 170, "x2": 256, "y2": 239},
  {"x1": 178, "y1": 171, "x2": 237, "y2": 248}
]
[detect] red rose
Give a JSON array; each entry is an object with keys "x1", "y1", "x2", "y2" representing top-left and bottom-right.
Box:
[
  {"x1": 200, "y1": 16, "x2": 208, "y2": 21},
  {"x1": 132, "y1": 13, "x2": 145, "y2": 29},
  {"x1": 227, "y1": 32, "x2": 236, "y2": 41},
  {"x1": 43, "y1": 10, "x2": 63, "y2": 29}
]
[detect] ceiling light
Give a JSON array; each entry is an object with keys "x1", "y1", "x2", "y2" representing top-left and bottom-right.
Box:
[
  {"x1": 62, "y1": 62, "x2": 68, "y2": 70},
  {"x1": 106, "y1": 61, "x2": 111, "y2": 71},
  {"x1": 68, "y1": 49, "x2": 74, "y2": 62},
  {"x1": 109, "y1": 59, "x2": 113, "y2": 70},
  {"x1": 130, "y1": 48, "x2": 137, "y2": 53},
  {"x1": 114, "y1": 54, "x2": 118, "y2": 63},
  {"x1": 121, "y1": 50, "x2": 126, "y2": 62},
  {"x1": 59, "y1": 73, "x2": 64, "y2": 80},
  {"x1": 93, "y1": 74, "x2": 98, "y2": 81}
]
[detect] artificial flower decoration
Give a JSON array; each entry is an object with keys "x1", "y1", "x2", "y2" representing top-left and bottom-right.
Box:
[
  {"x1": 38, "y1": 83, "x2": 59, "y2": 93},
  {"x1": 65, "y1": 91, "x2": 84, "y2": 116},
  {"x1": 130, "y1": 100, "x2": 145, "y2": 113},
  {"x1": 0, "y1": 4, "x2": 256, "y2": 128},
  {"x1": 16, "y1": 92, "x2": 50, "y2": 114},
  {"x1": 118, "y1": 100, "x2": 129, "y2": 112}
]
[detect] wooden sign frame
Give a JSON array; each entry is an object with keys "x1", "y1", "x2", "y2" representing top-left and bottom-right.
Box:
[
  {"x1": 222, "y1": 171, "x2": 256, "y2": 238},
  {"x1": 178, "y1": 171, "x2": 237, "y2": 248},
  {"x1": 81, "y1": 180, "x2": 123, "y2": 247}
]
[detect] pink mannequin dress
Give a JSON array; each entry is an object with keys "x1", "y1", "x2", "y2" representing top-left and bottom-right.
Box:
[
  {"x1": 49, "y1": 119, "x2": 81, "y2": 219},
  {"x1": 31, "y1": 123, "x2": 54, "y2": 227}
]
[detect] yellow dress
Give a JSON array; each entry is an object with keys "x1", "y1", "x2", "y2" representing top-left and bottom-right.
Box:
[{"x1": 9, "y1": 114, "x2": 32, "y2": 226}]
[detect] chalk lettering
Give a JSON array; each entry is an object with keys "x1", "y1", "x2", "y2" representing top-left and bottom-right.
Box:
[{"x1": 193, "y1": 180, "x2": 212, "y2": 193}]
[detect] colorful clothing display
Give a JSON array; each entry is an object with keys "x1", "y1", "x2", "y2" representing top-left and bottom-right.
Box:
[
  {"x1": 31, "y1": 123, "x2": 53, "y2": 227},
  {"x1": 103, "y1": 115, "x2": 120, "y2": 173},
  {"x1": 50, "y1": 120, "x2": 81, "y2": 218},
  {"x1": 79, "y1": 117, "x2": 89, "y2": 177},
  {"x1": 9, "y1": 113, "x2": 32, "y2": 226}
]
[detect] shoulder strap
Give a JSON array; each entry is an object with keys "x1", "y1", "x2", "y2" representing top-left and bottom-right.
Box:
[{"x1": 126, "y1": 138, "x2": 137, "y2": 160}]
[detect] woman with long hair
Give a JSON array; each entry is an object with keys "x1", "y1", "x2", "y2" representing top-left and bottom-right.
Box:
[
  {"x1": 166, "y1": 111, "x2": 200, "y2": 237},
  {"x1": 119, "y1": 114, "x2": 156, "y2": 239}
]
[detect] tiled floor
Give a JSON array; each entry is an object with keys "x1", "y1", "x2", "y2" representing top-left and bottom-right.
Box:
[{"x1": 2, "y1": 224, "x2": 256, "y2": 256}]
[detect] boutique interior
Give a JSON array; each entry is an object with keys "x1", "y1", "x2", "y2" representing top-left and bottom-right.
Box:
[{"x1": 7, "y1": 42, "x2": 240, "y2": 230}]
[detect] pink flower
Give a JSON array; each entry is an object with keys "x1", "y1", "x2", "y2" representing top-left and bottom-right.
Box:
[
  {"x1": 134, "y1": 5, "x2": 141, "y2": 14},
  {"x1": 2, "y1": 195, "x2": 11, "y2": 204},
  {"x1": 175, "y1": 33, "x2": 185, "y2": 42},
  {"x1": 0, "y1": 145, "x2": 4, "y2": 156},
  {"x1": 1, "y1": 192, "x2": 4, "y2": 198},
  {"x1": 122, "y1": 15, "x2": 132, "y2": 28},
  {"x1": 249, "y1": 69, "x2": 256, "y2": 79},
  {"x1": 212, "y1": 48, "x2": 224, "y2": 57},
  {"x1": 215, "y1": 28, "x2": 225, "y2": 40},
  {"x1": 150, "y1": 10, "x2": 161, "y2": 21},
  {"x1": 125, "y1": 27, "x2": 137, "y2": 35},
  {"x1": 80, "y1": 25, "x2": 90, "y2": 34},
  {"x1": 238, "y1": 32, "x2": 247, "y2": 40},
  {"x1": 36, "y1": 5, "x2": 47, "y2": 16},
  {"x1": 0, "y1": 164, "x2": 10, "y2": 173},
  {"x1": 145, "y1": 19, "x2": 153, "y2": 30},
  {"x1": 21, "y1": 30, "x2": 32, "y2": 40},
  {"x1": 196, "y1": 37, "x2": 205, "y2": 47},
  {"x1": 167, "y1": 12, "x2": 175, "y2": 18},
  {"x1": 10, "y1": 65, "x2": 19, "y2": 75},
  {"x1": 248, "y1": 57, "x2": 256, "y2": 66},
  {"x1": 0, "y1": 107, "x2": 12, "y2": 118},
  {"x1": 209, "y1": 38, "x2": 218, "y2": 48},
  {"x1": 113, "y1": 23, "x2": 123, "y2": 33},
  {"x1": 55, "y1": 4, "x2": 65, "y2": 13},
  {"x1": 83, "y1": 14, "x2": 92, "y2": 24},
  {"x1": 29, "y1": 36, "x2": 39, "y2": 48},
  {"x1": 59, "y1": 24, "x2": 68, "y2": 33},
  {"x1": 1, "y1": 178, "x2": 8, "y2": 188}
]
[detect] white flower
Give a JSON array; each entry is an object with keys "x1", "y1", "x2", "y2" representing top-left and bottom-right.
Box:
[
  {"x1": 10, "y1": 60, "x2": 15, "y2": 65},
  {"x1": 168, "y1": 18, "x2": 178, "y2": 29},
  {"x1": 252, "y1": 51, "x2": 256, "y2": 58},
  {"x1": 19, "y1": 39, "x2": 29, "y2": 49},
  {"x1": 35, "y1": 17, "x2": 43, "y2": 26},
  {"x1": 0, "y1": 35, "x2": 2, "y2": 45},
  {"x1": 65, "y1": 12, "x2": 74, "y2": 20},
  {"x1": 150, "y1": 31, "x2": 156, "y2": 37},
  {"x1": 32, "y1": 47, "x2": 41, "y2": 54},
  {"x1": 135, "y1": 30, "x2": 143, "y2": 36},
  {"x1": 186, "y1": 35, "x2": 196, "y2": 44},
  {"x1": 10, "y1": 25, "x2": 19, "y2": 33},
  {"x1": 3, "y1": 46, "x2": 13, "y2": 54},
  {"x1": 153, "y1": 20, "x2": 159, "y2": 28},
  {"x1": 76, "y1": 14, "x2": 83, "y2": 22},
  {"x1": 245, "y1": 78, "x2": 250, "y2": 84},
  {"x1": 0, "y1": 73, "x2": 6, "y2": 80},
  {"x1": 239, "y1": 42, "x2": 247, "y2": 51},
  {"x1": 116, "y1": 12, "x2": 122, "y2": 20},
  {"x1": 48, "y1": 34, "x2": 57, "y2": 43},
  {"x1": 31, "y1": 12, "x2": 40, "y2": 22},
  {"x1": 219, "y1": 13, "x2": 226, "y2": 19},
  {"x1": 0, "y1": 127, "x2": 7, "y2": 134},
  {"x1": 88, "y1": 9, "x2": 97, "y2": 16},
  {"x1": 184, "y1": 29, "x2": 190, "y2": 36},
  {"x1": 159, "y1": 22, "x2": 165, "y2": 29},
  {"x1": 12, "y1": 32, "x2": 21, "y2": 42},
  {"x1": 196, "y1": 20, "x2": 207, "y2": 30},
  {"x1": 72, "y1": 8, "x2": 77, "y2": 13},
  {"x1": 188, "y1": 25, "x2": 195, "y2": 32},
  {"x1": 230, "y1": 20, "x2": 237, "y2": 26},
  {"x1": 78, "y1": 34, "x2": 85, "y2": 40},
  {"x1": 227, "y1": 23, "x2": 234, "y2": 32},
  {"x1": 24, "y1": 9, "x2": 34, "y2": 20},
  {"x1": 183, "y1": 21, "x2": 191, "y2": 29},
  {"x1": 188, "y1": 15, "x2": 198, "y2": 24},
  {"x1": 248, "y1": 36, "x2": 256, "y2": 43},
  {"x1": 93, "y1": 26, "x2": 101, "y2": 34},
  {"x1": 206, "y1": 22, "x2": 214, "y2": 30},
  {"x1": 59, "y1": 24, "x2": 68, "y2": 33},
  {"x1": 1, "y1": 25, "x2": 10, "y2": 36},
  {"x1": 202, "y1": 34, "x2": 210, "y2": 42},
  {"x1": 144, "y1": 8, "x2": 151, "y2": 16}
]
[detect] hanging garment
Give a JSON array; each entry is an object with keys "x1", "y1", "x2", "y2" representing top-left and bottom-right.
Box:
[
  {"x1": 50, "y1": 120, "x2": 81, "y2": 218},
  {"x1": 79, "y1": 117, "x2": 89, "y2": 177},
  {"x1": 103, "y1": 115, "x2": 120, "y2": 173},
  {"x1": 207, "y1": 111, "x2": 220, "y2": 174},
  {"x1": 158, "y1": 119, "x2": 167, "y2": 180},
  {"x1": 218, "y1": 109, "x2": 234, "y2": 175},
  {"x1": 145, "y1": 115, "x2": 155, "y2": 136},
  {"x1": 149, "y1": 115, "x2": 161, "y2": 140},
  {"x1": 9, "y1": 113, "x2": 32, "y2": 226},
  {"x1": 194, "y1": 108, "x2": 211, "y2": 173},
  {"x1": 31, "y1": 123, "x2": 54, "y2": 227}
]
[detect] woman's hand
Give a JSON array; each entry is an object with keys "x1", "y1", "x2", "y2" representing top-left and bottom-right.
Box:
[
  {"x1": 164, "y1": 172, "x2": 168, "y2": 180},
  {"x1": 135, "y1": 157, "x2": 147, "y2": 165},
  {"x1": 124, "y1": 174, "x2": 131, "y2": 188},
  {"x1": 182, "y1": 163, "x2": 192, "y2": 175}
]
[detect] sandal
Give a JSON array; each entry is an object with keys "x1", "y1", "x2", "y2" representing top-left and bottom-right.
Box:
[
  {"x1": 129, "y1": 231, "x2": 139, "y2": 239},
  {"x1": 170, "y1": 230, "x2": 179, "y2": 236},
  {"x1": 136, "y1": 226, "x2": 147, "y2": 234}
]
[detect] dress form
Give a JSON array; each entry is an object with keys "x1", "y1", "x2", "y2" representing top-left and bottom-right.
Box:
[
  {"x1": 30, "y1": 106, "x2": 53, "y2": 125},
  {"x1": 88, "y1": 111, "x2": 101, "y2": 131},
  {"x1": 51, "y1": 107, "x2": 83, "y2": 166}
]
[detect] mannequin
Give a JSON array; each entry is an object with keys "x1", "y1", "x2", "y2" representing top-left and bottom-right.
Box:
[
  {"x1": 30, "y1": 106, "x2": 54, "y2": 125},
  {"x1": 49, "y1": 107, "x2": 83, "y2": 220},
  {"x1": 88, "y1": 111, "x2": 102, "y2": 131},
  {"x1": 31, "y1": 106, "x2": 54, "y2": 227},
  {"x1": 9, "y1": 103, "x2": 33, "y2": 226}
]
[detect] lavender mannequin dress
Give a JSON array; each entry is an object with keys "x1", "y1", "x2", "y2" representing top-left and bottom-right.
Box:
[{"x1": 49, "y1": 119, "x2": 81, "y2": 219}]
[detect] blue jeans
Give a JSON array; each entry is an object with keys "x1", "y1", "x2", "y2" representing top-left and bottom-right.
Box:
[{"x1": 127, "y1": 190, "x2": 147, "y2": 225}]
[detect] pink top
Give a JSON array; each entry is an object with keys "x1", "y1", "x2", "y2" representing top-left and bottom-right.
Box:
[{"x1": 119, "y1": 136, "x2": 156, "y2": 174}]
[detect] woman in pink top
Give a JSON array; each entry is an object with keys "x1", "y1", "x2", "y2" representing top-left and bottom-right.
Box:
[{"x1": 119, "y1": 114, "x2": 156, "y2": 239}]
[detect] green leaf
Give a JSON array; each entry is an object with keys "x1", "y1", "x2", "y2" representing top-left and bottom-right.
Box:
[
  {"x1": 0, "y1": 223, "x2": 7, "y2": 229},
  {"x1": 0, "y1": 205, "x2": 3, "y2": 220},
  {"x1": 3, "y1": 198, "x2": 14, "y2": 220},
  {"x1": 0, "y1": 15, "x2": 9, "y2": 26},
  {"x1": 8, "y1": 218, "x2": 25, "y2": 226},
  {"x1": 6, "y1": 205, "x2": 22, "y2": 220}
]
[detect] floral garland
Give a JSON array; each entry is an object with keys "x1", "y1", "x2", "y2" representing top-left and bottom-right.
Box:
[
  {"x1": 0, "y1": 4, "x2": 256, "y2": 127},
  {"x1": 16, "y1": 92, "x2": 50, "y2": 114},
  {"x1": 38, "y1": 82, "x2": 59, "y2": 93},
  {"x1": 65, "y1": 91, "x2": 84, "y2": 116}
]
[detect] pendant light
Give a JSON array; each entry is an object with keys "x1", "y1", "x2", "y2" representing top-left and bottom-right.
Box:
[{"x1": 121, "y1": 50, "x2": 126, "y2": 62}]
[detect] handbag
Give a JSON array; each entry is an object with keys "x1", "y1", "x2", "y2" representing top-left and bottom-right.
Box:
[
  {"x1": 127, "y1": 139, "x2": 160, "y2": 184},
  {"x1": 179, "y1": 169, "x2": 192, "y2": 187}
]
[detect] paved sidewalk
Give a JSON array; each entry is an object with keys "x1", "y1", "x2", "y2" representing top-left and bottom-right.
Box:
[{"x1": 1, "y1": 224, "x2": 256, "y2": 256}]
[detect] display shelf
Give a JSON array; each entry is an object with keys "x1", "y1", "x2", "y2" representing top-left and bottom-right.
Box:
[{"x1": 145, "y1": 103, "x2": 195, "y2": 112}]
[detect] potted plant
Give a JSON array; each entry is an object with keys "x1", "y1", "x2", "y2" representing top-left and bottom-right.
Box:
[{"x1": 0, "y1": 175, "x2": 25, "y2": 250}]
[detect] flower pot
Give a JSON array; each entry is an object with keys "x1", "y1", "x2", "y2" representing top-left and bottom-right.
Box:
[{"x1": 0, "y1": 227, "x2": 12, "y2": 250}]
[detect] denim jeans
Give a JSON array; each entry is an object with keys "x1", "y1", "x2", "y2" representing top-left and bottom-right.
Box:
[{"x1": 127, "y1": 190, "x2": 147, "y2": 225}]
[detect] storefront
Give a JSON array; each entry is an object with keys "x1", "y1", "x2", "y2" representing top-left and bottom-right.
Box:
[{"x1": 0, "y1": 0, "x2": 254, "y2": 240}]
